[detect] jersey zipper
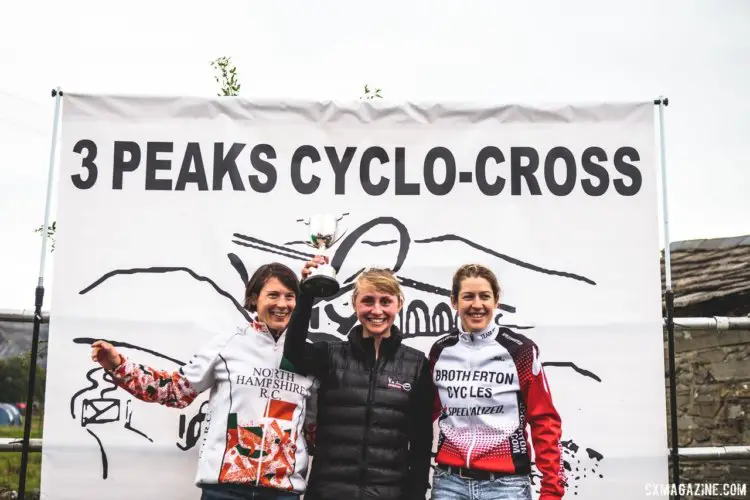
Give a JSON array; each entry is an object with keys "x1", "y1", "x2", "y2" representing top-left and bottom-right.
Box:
[
  {"x1": 359, "y1": 355, "x2": 379, "y2": 499},
  {"x1": 465, "y1": 339, "x2": 477, "y2": 469},
  {"x1": 255, "y1": 398, "x2": 270, "y2": 485},
  {"x1": 256, "y1": 334, "x2": 278, "y2": 485}
]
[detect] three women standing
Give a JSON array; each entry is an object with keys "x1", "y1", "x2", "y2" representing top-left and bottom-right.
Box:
[{"x1": 92, "y1": 257, "x2": 565, "y2": 500}]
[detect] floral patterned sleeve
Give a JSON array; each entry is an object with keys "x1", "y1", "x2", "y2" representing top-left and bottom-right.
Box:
[{"x1": 109, "y1": 355, "x2": 199, "y2": 409}]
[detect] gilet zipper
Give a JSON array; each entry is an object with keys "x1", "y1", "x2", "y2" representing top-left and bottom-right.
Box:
[{"x1": 359, "y1": 355, "x2": 379, "y2": 499}]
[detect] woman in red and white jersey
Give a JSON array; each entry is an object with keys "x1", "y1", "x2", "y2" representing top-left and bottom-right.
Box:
[{"x1": 428, "y1": 264, "x2": 567, "y2": 500}]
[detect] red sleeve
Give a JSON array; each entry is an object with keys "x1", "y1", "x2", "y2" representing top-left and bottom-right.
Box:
[
  {"x1": 109, "y1": 355, "x2": 199, "y2": 409},
  {"x1": 522, "y1": 344, "x2": 566, "y2": 499}
]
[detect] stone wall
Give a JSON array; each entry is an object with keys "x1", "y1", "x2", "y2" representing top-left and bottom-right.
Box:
[{"x1": 665, "y1": 327, "x2": 750, "y2": 499}]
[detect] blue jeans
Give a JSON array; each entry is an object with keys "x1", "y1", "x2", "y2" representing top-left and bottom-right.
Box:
[
  {"x1": 200, "y1": 484, "x2": 299, "y2": 500},
  {"x1": 430, "y1": 468, "x2": 532, "y2": 500}
]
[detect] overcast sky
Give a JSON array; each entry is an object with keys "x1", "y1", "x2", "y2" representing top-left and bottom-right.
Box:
[{"x1": 1, "y1": 0, "x2": 748, "y2": 312}]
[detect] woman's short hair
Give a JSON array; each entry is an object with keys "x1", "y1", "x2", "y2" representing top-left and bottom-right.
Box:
[
  {"x1": 244, "y1": 262, "x2": 300, "y2": 312},
  {"x1": 352, "y1": 267, "x2": 404, "y2": 305},
  {"x1": 450, "y1": 264, "x2": 501, "y2": 301}
]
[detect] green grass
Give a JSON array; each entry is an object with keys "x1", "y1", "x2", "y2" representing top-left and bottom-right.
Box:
[{"x1": 0, "y1": 414, "x2": 43, "y2": 495}]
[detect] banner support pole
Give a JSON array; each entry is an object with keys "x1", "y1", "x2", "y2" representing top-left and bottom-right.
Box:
[
  {"x1": 17, "y1": 87, "x2": 63, "y2": 500},
  {"x1": 656, "y1": 95, "x2": 680, "y2": 500}
]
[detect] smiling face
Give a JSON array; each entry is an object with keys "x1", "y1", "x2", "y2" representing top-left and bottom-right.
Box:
[
  {"x1": 244, "y1": 263, "x2": 300, "y2": 334},
  {"x1": 253, "y1": 277, "x2": 297, "y2": 332},
  {"x1": 452, "y1": 277, "x2": 498, "y2": 332},
  {"x1": 354, "y1": 285, "x2": 402, "y2": 337},
  {"x1": 351, "y1": 269, "x2": 403, "y2": 338},
  {"x1": 450, "y1": 264, "x2": 501, "y2": 333}
]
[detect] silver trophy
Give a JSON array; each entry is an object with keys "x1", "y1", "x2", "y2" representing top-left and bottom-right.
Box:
[{"x1": 299, "y1": 213, "x2": 348, "y2": 298}]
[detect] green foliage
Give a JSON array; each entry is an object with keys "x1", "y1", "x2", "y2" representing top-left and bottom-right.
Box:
[
  {"x1": 361, "y1": 84, "x2": 383, "y2": 100},
  {"x1": 0, "y1": 415, "x2": 43, "y2": 495},
  {"x1": 0, "y1": 415, "x2": 42, "y2": 439},
  {"x1": 33, "y1": 221, "x2": 56, "y2": 252},
  {"x1": 0, "y1": 355, "x2": 46, "y2": 404},
  {"x1": 0, "y1": 452, "x2": 41, "y2": 495},
  {"x1": 16, "y1": 342, "x2": 47, "y2": 367},
  {"x1": 210, "y1": 57, "x2": 242, "y2": 97}
]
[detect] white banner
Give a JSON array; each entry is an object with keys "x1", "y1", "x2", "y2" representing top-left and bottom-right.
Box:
[{"x1": 41, "y1": 94, "x2": 668, "y2": 499}]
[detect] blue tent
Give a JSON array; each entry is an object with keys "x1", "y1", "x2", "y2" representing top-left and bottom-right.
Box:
[
  {"x1": 0, "y1": 403, "x2": 21, "y2": 426},
  {"x1": 6, "y1": 404, "x2": 22, "y2": 425}
]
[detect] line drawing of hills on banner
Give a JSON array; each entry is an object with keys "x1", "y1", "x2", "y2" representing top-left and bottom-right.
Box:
[{"x1": 67, "y1": 214, "x2": 606, "y2": 497}]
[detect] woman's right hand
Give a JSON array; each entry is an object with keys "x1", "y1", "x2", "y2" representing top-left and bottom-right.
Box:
[
  {"x1": 301, "y1": 255, "x2": 328, "y2": 279},
  {"x1": 91, "y1": 340, "x2": 123, "y2": 371}
]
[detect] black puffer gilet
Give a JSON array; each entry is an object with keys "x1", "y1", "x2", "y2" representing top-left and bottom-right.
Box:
[{"x1": 305, "y1": 325, "x2": 426, "y2": 500}]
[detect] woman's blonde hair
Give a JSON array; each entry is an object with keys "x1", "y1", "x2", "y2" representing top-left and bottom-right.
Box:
[{"x1": 352, "y1": 267, "x2": 404, "y2": 305}]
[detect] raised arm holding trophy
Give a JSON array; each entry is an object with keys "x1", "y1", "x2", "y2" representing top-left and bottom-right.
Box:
[{"x1": 298, "y1": 213, "x2": 348, "y2": 298}]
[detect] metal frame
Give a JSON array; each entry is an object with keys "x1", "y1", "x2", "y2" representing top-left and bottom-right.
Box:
[
  {"x1": 2, "y1": 309, "x2": 747, "y2": 460},
  {"x1": 13, "y1": 88, "x2": 63, "y2": 500},
  {"x1": 656, "y1": 95, "x2": 685, "y2": 499},
  {"x1": 3, "y1": 310, "x2": 748, "y2": 330},
  {"x1": 669, "y1": 317, "x2": 750, "y2": 330},
  {"x1": 0, "y1": 309, "x2": 49, "y2": 323},
  {"x1": 678, "y1": 446, "x2": 750, "y2": 461},
  {"x1": 0, "y1": 439, "x2": 42, "y2": 452},
  {"x1": 1, "y1": 440, "x2": 747, "y2": 459}
]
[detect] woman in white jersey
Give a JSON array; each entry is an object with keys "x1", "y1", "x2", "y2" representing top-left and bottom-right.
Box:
[
  {"x1": 90, "y1": 262, "x2": 315, "y2": 500},
  {"x1": 428, "y1": 264, "x2": 567, "y2": 500}
]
